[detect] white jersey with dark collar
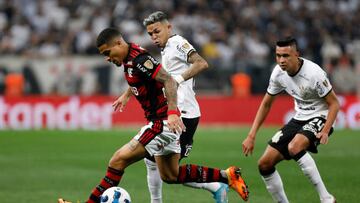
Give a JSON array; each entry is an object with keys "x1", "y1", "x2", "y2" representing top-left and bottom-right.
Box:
[
  {"x1": 161, "y1": 35, "x2": 200, "y2": 118},
  {"x1": 267, "y1": 58, "x2": 332, "y2": 121}
]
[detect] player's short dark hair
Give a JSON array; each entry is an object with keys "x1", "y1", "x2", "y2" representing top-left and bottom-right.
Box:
[
  {"x1": 96, "y1": 28, "x2": 121, "y2": 48},
  {"x1": 143, "y1": 11, "x2": 168, "y2": 26},
  {"x1": 276, "y1": 37, "x2": 298, "y2": 50}
]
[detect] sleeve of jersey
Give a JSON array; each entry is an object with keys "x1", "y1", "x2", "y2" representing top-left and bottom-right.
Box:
[
  {"x1": 266, "y1": 70, "x2": 284, "y2": 95},
  {"x1": 133, "y1": 53, "x2": 162, "y2": 79},
  {"x1": 175, "y1": 39, "x2": 196, "y2": 63},
  {"x1": 315, "y1": 72, "x2": 333, "y2": 98}
]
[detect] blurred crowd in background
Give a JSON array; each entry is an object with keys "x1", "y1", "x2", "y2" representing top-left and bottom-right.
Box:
[{"x1": 0, "y1": 0, "x2": 359, "y2": 96}]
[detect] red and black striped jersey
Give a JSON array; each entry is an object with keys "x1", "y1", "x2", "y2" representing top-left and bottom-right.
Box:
[{"x1": 123, "y1": 43, "x2": 168, "y2": 121}]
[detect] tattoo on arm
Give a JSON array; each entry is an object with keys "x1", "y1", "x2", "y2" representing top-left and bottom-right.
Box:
[
  {"x1": 182, "y1": 52, "x2": 208, "y2": 80},
  {"x1": 155, "y1": 67, "x2": 178, "y2": 110}
]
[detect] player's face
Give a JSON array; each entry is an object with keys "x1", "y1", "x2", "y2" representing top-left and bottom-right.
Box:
[
  {"x1": 146, "y1": 21, "x2": 171, "y2": 48},
  {"x1": 98, "y1": 39, "x2": 128, "y2": 67},
  {"x1": 275, "y1": 45, "x2": 300, "y2": 75}
]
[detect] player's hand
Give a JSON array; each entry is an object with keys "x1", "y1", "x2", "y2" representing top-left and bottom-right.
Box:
[
  {"x1": 242, "y1": 136, "x2": 255, "y2": 156},
  {"x1": 316, "y1": 131, "x2": 329, "y2": 144},
  {"x1": 167, "y1": 114, "x2": 186, "y2": 135},
  {"x1": 112, "y1": 94, "x2": 130, "y2": 112}
]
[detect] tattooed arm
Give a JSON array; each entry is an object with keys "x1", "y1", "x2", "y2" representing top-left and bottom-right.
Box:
[
  {"x1": 154, "y1": 66, "x2": 185, "y2": 133},
  {"x1": 181, "y1": 52, "x2": 209, "y2": 81},
  {"x1": 154, "y1": 67, "x2": 178, "y2": 111}
]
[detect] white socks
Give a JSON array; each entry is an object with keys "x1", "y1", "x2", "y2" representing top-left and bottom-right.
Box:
[
  {"x1": 144, "y1": 158, "x2": 222, "y2": 203},
  {"x1": 297, "y1": 152, "x2": 333, "y2": 201},
  {"x1": 262, "y1": 170, "x2": 289, "y2": 203},
  {"x1": 144, "y1": 158, "x2": 163, "y2": 203},
  {"x1": 183, "y1": 182, "x2": 221, "y2": 193}
]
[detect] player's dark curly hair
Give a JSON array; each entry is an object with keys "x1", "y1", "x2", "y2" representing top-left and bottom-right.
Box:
[
  {"x1": 276, "y1": 37, "x2": 298, "y2": 50},
  {"x1": 96, "y1": 28, "x2": 121, "y2": 47},
  {"x1": 143, "y1": 11, "x2": 168, "y2": 26}
]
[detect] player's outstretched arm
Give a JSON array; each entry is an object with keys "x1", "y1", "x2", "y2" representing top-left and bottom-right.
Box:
[
  {"x1": 174, "y1": 52, "x2": 209, "y2": 84},
  {"x1": 112, "y1": 87, "x2": 132, "y2": 112},
  {"x1": 316, "y1": 90, "x2": 340, "y2": 144},
  {"x1": 155, "y1": 67, "x2": 185, "y2": 134},
  {"x1": 242, "y1": 93, "x2": 276, "y2": 156}
]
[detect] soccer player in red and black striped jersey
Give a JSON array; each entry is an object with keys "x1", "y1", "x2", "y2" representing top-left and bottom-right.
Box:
[{"x1": 58, "y1": 27, "x2": 249, "y2": 203}]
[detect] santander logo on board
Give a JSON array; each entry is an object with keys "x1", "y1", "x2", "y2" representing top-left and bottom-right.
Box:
[{"x1": 0, "y1": 97, "x2": 113, "y2": 130}]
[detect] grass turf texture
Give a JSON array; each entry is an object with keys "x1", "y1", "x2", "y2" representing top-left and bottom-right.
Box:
[{"x1": 0, "y1": 127, "x2": 359, "y2": 203}]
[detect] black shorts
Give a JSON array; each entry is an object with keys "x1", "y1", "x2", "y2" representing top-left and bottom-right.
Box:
[
  {"x1": 146, "y1": 117, "x2": 199, "y2": 162},
  {"x1": 268, "y1": 117, "x2": 334, "y2": 160},
  {"x1": 180, "y1": 117, "x2": 200, "y2": 159}
]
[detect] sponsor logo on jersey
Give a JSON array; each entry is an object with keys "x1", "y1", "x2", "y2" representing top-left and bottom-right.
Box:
[
  {"x1": 316, "y1": 81, "x2": 325, "y2": 95},
  {"x1": 182, "y1": 42, "x2": 190, "y2": 50},
  {"x1": 176, "y1": 41, "x2": 192, "y2": 54},
  {"x1": 144, "y1": 60, "x2": 153, "y2": 69},
  {"x1": 136, "y1": 64, "x2": 151, "y2": 76}
]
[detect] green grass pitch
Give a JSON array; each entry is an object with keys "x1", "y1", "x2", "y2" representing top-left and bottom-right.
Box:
[{"x1": 0, "y1": 127, "x2": 359, "y2": 203}]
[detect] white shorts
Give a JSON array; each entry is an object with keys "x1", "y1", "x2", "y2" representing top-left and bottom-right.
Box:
[{"x1": 134, "y1": 120, "x2": 181, "y2": 156}]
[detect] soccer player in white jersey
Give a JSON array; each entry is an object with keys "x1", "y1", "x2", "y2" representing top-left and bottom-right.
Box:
[
  {"x1": 141, "y1": 11, "x2": 235, "y2": 203},
  {"x1": 242, "y1": 37, "x2": 339, "y2": 203}
]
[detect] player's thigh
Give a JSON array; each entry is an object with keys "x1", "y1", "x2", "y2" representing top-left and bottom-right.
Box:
[
  {"x1": 109, "y1": 139, "x2": 147, "y2": 169},
  {"x1": 258, "y1": 145, "x2": 284, "y2": 168},
  {"x1": 297, "y1": 117, "x2": 334, "y2": 153},
  {"x1": 155, "y1": 153, "x2": 181, "y2": 181},
  {"x1": 268, "y1": 119, "x2": 303, "y2": 160},
  {"x1": 288, "y1": 133, "x2": 310, "y2": 155},
  {"x1": 180, "y1": 117, "x2": 199, "y2": 158}
]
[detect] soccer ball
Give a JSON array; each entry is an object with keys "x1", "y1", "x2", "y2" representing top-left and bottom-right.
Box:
[{"x1": 100, "y1": 186, "x2": 131, "y2": 203}]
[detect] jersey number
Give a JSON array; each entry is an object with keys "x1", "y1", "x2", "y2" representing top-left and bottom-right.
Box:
[{"x1": 130, "y1": 87, "x2": 139, "y2": 96}]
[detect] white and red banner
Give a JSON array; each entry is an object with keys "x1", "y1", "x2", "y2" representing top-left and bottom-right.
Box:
[{"x1": 0, "y1": 95, "x2": 359, "y2": 130}]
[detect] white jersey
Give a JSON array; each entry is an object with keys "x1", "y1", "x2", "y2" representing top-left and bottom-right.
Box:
[
  {"x1": 267, "y1": 58, "x2": 332, "y2": 121},
  {"x1": 161, "y1": 35, "x2": 200, "y2": 118}
]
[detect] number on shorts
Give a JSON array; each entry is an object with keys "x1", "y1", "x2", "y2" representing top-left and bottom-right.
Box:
[{"x1": 308, "y1": 118, "x2": 324, "y2": 131}]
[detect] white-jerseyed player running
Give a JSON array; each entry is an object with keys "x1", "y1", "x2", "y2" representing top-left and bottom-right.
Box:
[
  {"x1": 242, "y1": 37, "x2": 338, "y2": 203},
  {"x1": 142, "y1": 11, "x2": 230, "y2": 203}
]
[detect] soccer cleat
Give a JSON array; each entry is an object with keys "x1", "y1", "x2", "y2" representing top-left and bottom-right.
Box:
[
  {"x1": 212, "y1": 183, "x2": 229, "y2": 203},
  {"x1": 225, "y1": 166, "x2": 249, "y2": 201}
]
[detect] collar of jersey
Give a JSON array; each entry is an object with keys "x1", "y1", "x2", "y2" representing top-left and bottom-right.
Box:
[
  {"x1": 289, "y1": 58, "x2": 304, "y2": 77},
  {"x1": 161, "y1": 34, "x2": 177, "y2": 51}
]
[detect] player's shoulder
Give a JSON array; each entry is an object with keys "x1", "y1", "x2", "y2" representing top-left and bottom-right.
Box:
[
  {"x1": 302, "y1": 58, "x2": 327, "y2": 77},
  {"x1": 169, "y1": 35, "x2": 193, "y2": 49},
  {"x1": 302, "y1": 58, "x2": 323, "y2": 72},
  {"x1": 133, "y1": 52, "x2": 159, "y2": 69},
  {"x1": 168, "y1": 34, "x2": 188, "y2": 44}
]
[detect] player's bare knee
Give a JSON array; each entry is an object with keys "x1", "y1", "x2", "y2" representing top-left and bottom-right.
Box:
[
  {"x1": 258, "y1": 158, "x2": 274, "y2": 171},
  {"x1": 109, "y1": 155, "x2": 127, "y2": 171}
]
